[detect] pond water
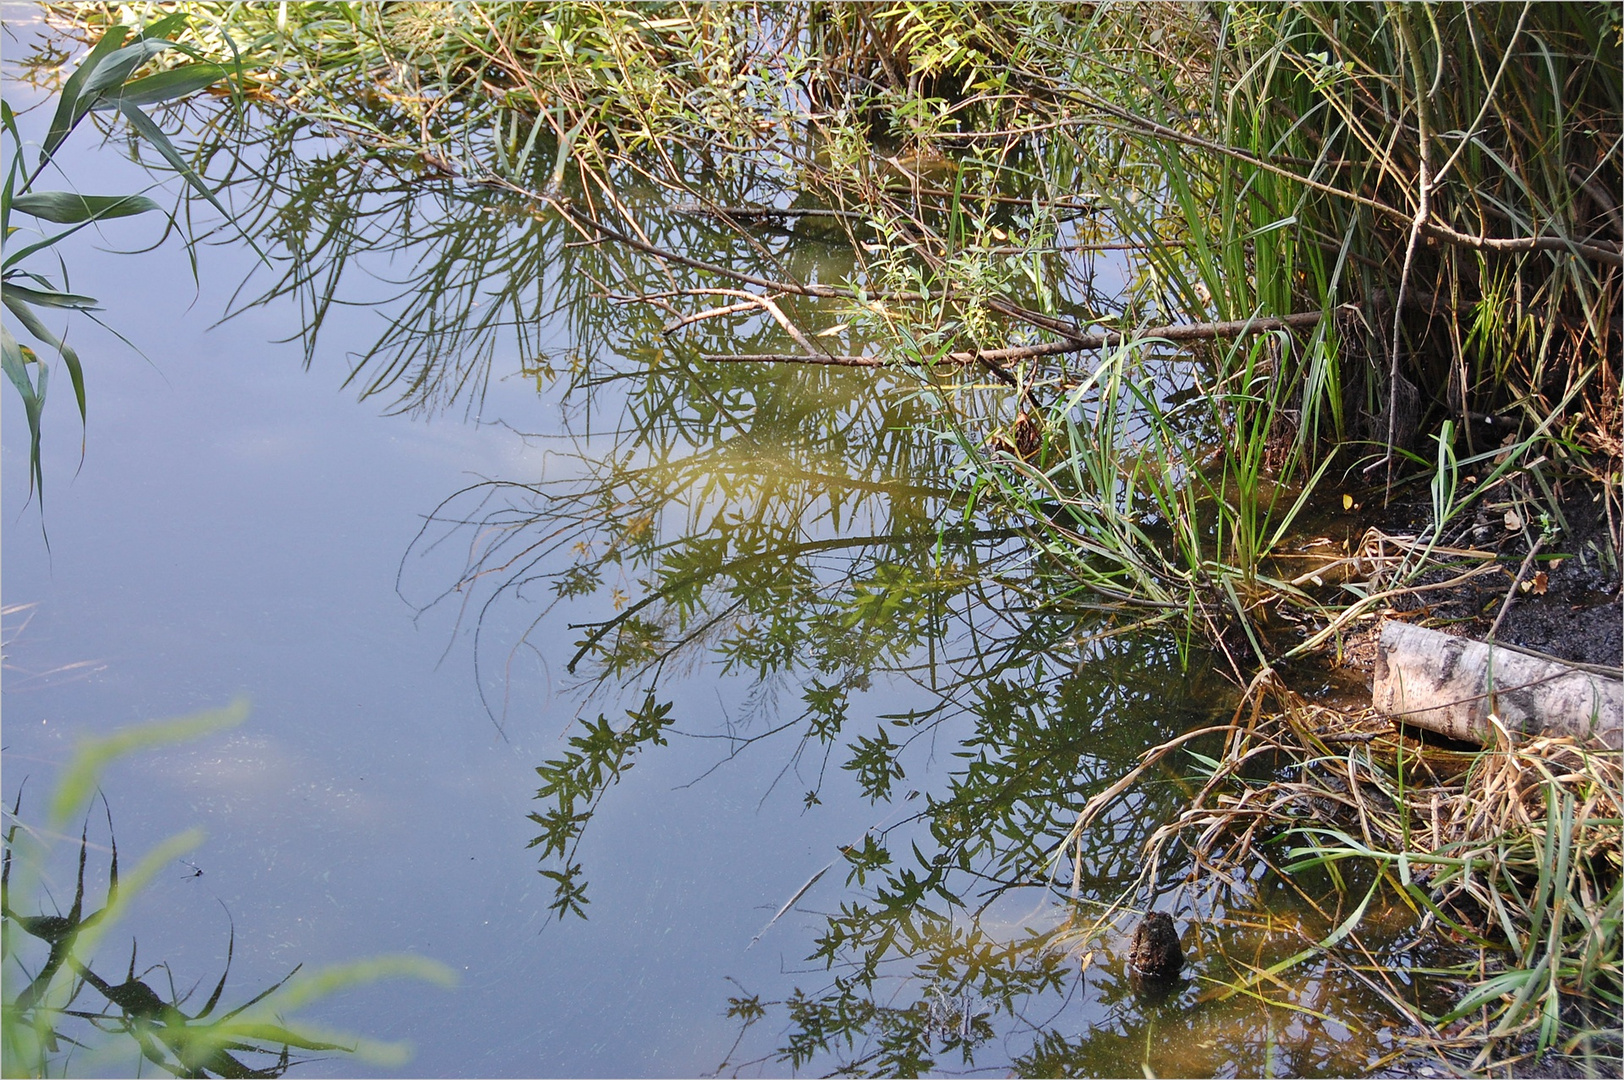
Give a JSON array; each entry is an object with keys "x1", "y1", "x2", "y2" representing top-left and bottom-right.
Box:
[{"x1": 2, "y1": 20, "x2": 1443, "y2": 1078}]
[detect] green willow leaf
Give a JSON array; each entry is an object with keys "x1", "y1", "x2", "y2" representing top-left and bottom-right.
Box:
[
  {"x1": 79, "y1": 39, "x2": 177, "y2": 99},
  {"x1": 4, "y1": 291, "x2": 88, "y2": 443},
  {"x1": 40, "y1": 13, "x2": 194, "y2": 169},
  {"x1": 1, "y1": 321, "x2": 47, "y2": 502},
  {"x1": 2, "y1": 282, "x2": 101, "y2": 310},
  {"x1": 118, "y1": 101, "x2": 270, "y2": 265},
  {"x1": 2, "y1": 100, "x2": 18, "y2": 235},
  {"x1": 40, "y1": 23, "x2": 130, "y2": 165}
]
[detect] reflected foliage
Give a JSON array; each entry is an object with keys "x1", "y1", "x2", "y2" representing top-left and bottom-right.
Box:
[
  {"x1": 14, "y1": 19, "x2": 1532, "y2": 1073},
  {"x1": 2, "y1": 802, "x2": 330, "y2": 1078}
]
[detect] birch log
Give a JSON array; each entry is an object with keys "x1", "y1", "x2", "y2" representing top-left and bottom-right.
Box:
[{"x1": 1372, "y1": 621, "x2": 1622, "y2": 749}]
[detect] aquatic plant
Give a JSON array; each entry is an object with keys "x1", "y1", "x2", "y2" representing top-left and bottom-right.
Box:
[
  {"x1": 91, "y1": 0, "x2": 1612, "y2": 646},
  {"x1": 1101, "y1": 678, "x2": 1623, "y2": 1074},
  {"x1": 1, "y1": 703, "x2": 456, "y2": 1078},
  {"x1": 29, "y1": 3, "x2": 1623, "y2": 1071},
  {"x1": 3, "y1": 10, "x2": 251, "y2": 513}
]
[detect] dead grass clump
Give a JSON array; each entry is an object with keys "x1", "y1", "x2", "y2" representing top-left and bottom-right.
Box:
[{"x1": 1117, "y1": 677, "x2": 1623, "y2": 1072}]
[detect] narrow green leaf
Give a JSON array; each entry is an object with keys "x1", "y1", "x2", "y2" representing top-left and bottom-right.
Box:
[
  {"x1": 128, "y1": 10, "x2": 192, "y2": 45},
  {"x1": 63, "y1": 828, "x2": 208, "y2": 967},
  {"x1": 1438, "y1": 967, "x2": 1540, "y2": 1024},
  {"x1": 90, "y1": 63, "x2": 228, "y2": 110},
  {"x1": 3, "y1": 292, "x2": 87, "y2": 446},
  {"x1": 5, "y1": 217, "x2": 151, "y2": 271},
  {"x1": 1, "y1": 282, "x2": 101, "y2": 310},
  {"x1": 2, "y1": 100, "x2": 19, "y2": 236},
  {"x1": 11, "y1": 191, "x2": 162, "y2": 223},
  {"x1": 272, "y1": 955, "x2": 458, "y2": 1012},
  {"x1": 118, "y1": 101, "x2": 271, "y2": 266},
  {"x1": 80, "y1": 39, "x2": 177, "y2": 99},
  {"x1": 40, "y1": 24, "x2": 131, "y2": 166},
  {"x1": 50, "y1": 701, "x2": 250, "y2": 826},
  {"x1": 2, "y1": 320, "x2": 47, "y2": 503}
]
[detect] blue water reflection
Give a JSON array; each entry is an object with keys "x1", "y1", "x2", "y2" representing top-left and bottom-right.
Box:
[{"x1": 0, "y1": 73, "x2": 916, "y2": 1078}]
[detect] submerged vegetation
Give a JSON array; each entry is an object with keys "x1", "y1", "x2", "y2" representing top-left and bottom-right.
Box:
[{"x1": 13, "y1": 2, "x2": 1623, "y2": 1075}]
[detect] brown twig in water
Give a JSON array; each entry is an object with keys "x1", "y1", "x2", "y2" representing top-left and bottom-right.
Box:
[{"x1": 700, "y1": 311, "x2": 1330, "y2": 368}]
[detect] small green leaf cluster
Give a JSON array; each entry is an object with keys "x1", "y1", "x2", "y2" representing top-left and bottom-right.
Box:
[{"x1": 528, "y1": 692, "x2": 674, "y2": 919}]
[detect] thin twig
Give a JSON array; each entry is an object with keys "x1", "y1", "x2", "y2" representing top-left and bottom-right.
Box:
[
  {"x1": 701, "y1": 311, "x2": 1330, "y2": 368},
  {"x1": 1485, "y1": 536, "x2": 1543, "y2": 642}
]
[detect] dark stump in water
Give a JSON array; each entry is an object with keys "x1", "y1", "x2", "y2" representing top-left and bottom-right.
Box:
[{"x1": 1129, "y1": 912, "x2": 1184, "y2": 979}]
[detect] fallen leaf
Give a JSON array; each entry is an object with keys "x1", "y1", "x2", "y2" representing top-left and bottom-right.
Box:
[
  {"x1": 1504, "y1": 510, "x2": 1522, "y2": 531},
  {"x1": 1531, "y1": 571, "x2": 1548, "y2": 595},
  {"x1": 1342, "y1": 493, "x2": 1354, "y2": 510}
]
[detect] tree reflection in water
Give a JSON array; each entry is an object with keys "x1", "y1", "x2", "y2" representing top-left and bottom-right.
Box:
[{"x1": 91, "y1": 97, "x2": 1440, "y2": 1077}]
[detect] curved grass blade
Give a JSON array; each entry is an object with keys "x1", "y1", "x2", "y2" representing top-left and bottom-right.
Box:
[
  {"x1": 3, "y1": 292, "x2": 87, "y2": 451},
  {"x1": 1, "y1": 283, "x2": 101, "y2": 310},
  {"x1": 40, "y1": 24, "x2": 130, "y2": 167},
  {"x1": 1, "y1": 321, "x2": 47, "y2": 507},
  {"x1": 3, "y1": 193, "x2": 164, "y2": 271},
  {"x1": 49, "y1": 700, "x2": 250, "y2": 827},
  {"x1": 117, "y1": 101, "x2": 269, "y2": 266},
  {"x1": 93, "y1": 64, "x2": 230, "y2": 111}
]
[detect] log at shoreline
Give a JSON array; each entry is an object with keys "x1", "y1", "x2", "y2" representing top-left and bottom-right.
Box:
[{"x1": 1372, "y1": 621, "x2": 1622, "y2": 750}]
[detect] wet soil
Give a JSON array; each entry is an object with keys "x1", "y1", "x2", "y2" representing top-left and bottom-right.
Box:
[{"x1": 1338, "y1": 478, "x2": 1622, "y2": 677}]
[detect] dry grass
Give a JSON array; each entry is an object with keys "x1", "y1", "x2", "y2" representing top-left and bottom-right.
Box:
[{"x1": 1100, "y1": 674, "x2": 1624, "y2": 1072}]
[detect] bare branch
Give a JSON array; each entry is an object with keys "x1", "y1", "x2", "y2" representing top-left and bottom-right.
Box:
[{"x1": 700, "y1": 311, "x2": 1331, "y2": 368}]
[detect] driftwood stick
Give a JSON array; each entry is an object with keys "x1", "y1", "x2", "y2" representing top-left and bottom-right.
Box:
[
  {"x1": 701, "y1": 310, "x2": 1329, "y2": 368},
  {"x1": 1372, "y1": 621, "x2": 1622, "y2": 749},
  {"x1": 662, "y1": 300, "x2": 757, "y2": 333}
]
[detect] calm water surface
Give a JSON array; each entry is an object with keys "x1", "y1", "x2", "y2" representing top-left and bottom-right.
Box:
[{"x1": 1, "y1": 21, "x2": 1427, "y2": 1076}]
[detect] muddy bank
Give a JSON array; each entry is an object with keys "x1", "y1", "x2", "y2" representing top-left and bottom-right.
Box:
[{"x1": 1338, "y1": 481, "x2": 1621, "y2": 679}]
